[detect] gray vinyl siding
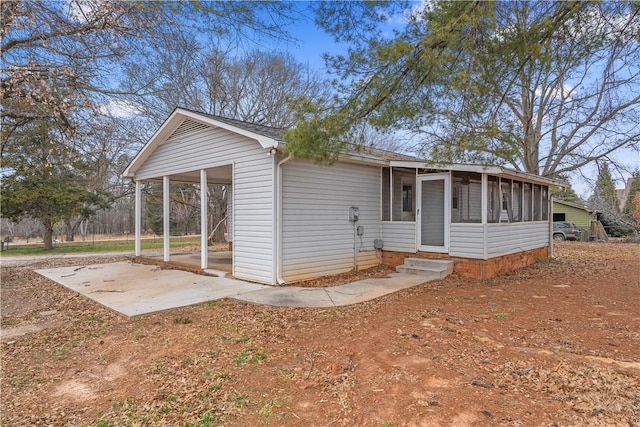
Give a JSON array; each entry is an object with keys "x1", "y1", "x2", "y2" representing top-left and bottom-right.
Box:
[
  {"x1": 449, "y1": 224, "x2": 485, "y2": 259},
  {"x1": 232, "y1": 156, "x2": 275, "y2": 284},
  {"x1": 450, "y1": 222, "x2": 548, "y2": 259},
  {"x1": 135, "y1": 121, "x2": 274, "y2": 284},
  {"x1": 281, "y1": 160, "x2": 381, "y2": 282},
  {"x1": 381, "y1": 222, "x2": 417, "y2": 252},
  {"x1": 487, "y1": 222, "x2": 548, "y2": 257}
]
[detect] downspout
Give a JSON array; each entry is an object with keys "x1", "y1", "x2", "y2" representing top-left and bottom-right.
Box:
[{"x1": 276, "y1": 152, "x2": 292, "y2": 285}]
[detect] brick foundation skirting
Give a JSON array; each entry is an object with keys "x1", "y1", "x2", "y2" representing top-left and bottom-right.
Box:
[{"x1": 382, "y1": 247, "x2": 550, "y2": 280}]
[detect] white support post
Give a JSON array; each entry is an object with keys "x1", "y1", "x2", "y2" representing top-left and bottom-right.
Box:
[
  {"x1": 134, "y1": 180, "x2": 142, "y2": 256},
  {"x1": 200, "y1": 169, "x2": 208, "y2": 270},
  {"x1": 481, "y1": 173, "x2": 488, "y2": 260},
  {"x1": 163, "y1": 175, "x2": 170, "y2": 262}
]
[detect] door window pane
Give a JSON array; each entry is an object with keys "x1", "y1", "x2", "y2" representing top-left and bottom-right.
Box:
[{"x1": 421, "y1": 179, "x2": 445, "y2": 246}]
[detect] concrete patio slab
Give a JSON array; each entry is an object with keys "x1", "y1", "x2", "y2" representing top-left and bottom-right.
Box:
[
  {"x1": 34, "y1": 262, "x2": 438, "y2": 317},
  {"x1": 35, "y1": 261, "x2": 268, "y2": 317}
]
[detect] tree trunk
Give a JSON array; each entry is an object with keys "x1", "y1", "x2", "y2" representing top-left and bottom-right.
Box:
[
  {"x1": 43, "y1": 219, "x2": 54, "y2": 250},
  {"x1": 64, "y1": 218, "x2": 75, "y2": 242}
]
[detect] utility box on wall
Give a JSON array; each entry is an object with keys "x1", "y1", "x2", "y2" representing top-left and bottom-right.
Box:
[{"x1": 349, "y1": 206, "x2": 360, "y2": 222}]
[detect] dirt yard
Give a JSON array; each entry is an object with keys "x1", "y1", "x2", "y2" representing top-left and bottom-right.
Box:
[{"x1": 1, "y1": 242, "x2": 639, "y2": 426}]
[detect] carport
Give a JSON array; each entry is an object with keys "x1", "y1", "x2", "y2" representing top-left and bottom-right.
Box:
[
  {"x1": 122, "y1": 108, "x2": 283, "y2": 285},
  {"x1": 129, "y1": 161, "x2": 232, "y2": 271}
]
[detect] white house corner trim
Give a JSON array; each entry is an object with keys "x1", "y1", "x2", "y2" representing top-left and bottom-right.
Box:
[
  {"x1": 200, "y1": 169, "x2": 208, "y2": 270},
  {"x1": 481, "y1": 174, "x2": 489, "y2": 260},
  {"x1": 163, "y1": 175, "x2": 170, "y2": 262},
  {"x1": 134, "y1": 180, "x2": 142, "y2": 257}
]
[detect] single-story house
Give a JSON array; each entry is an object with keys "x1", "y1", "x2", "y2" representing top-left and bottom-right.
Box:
[{"x1": 123, "y1": 108, "x2": 561, "y2": 284}]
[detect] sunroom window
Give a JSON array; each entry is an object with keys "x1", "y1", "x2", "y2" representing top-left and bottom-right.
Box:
[
  {"x1": 451, "y1": 172, "x2": 482, "y2": 223},
  {"x1": 382, "y1": 167, "x2": 415, "y2": 221},
  {"x1": 486, "y1": 176, "x2": 548, "y2": 223}
]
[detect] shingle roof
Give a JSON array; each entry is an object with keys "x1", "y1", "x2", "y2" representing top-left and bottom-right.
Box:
[{"x1": 176, "y1": 108, "x2": 421, "y2": 162}]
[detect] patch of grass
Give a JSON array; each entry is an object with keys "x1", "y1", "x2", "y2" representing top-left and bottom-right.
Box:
[
  {"x1": 494, "y1": 312, "x2": 507, "y2": 320},
  {"x1": 53, "y1": 338, "x2": 81, "y2": 359},
  {"x1": 238, "y1": 334, "x2": 249, "y2": 343},
  {"x1": 234, "y1": 348, "x2": 268, "y2": 366},
  {"x1": 234, "y1": 351, "x2": 249, "y2": 366},
  {"x1": 196, "y1": 413, "x2": 218, "y2": 425},
  {"x1": 320, "y1": 308, "x2": 344, "y2": 318},
  {"x1": 96, "y1": 421, "x2": 110, "y2": 427},
  {"x1": 0, "y1": 236, "x2": 201, "y2": 256},
  {"x1": 81, "y1": 314, "x2": 103, "y2": 322},
  {"x1": 174, "y1": 316, "x2": 193, "y2": 325},
  {"x1": 234, "y1": 394, "x2": 249, "y2": 409},
  {"x1": 257, "y1": 398, "x2": 284, "y2": 419},
  {"x1": 1, "y1": 318, "x2": 21, "y2": 327}
]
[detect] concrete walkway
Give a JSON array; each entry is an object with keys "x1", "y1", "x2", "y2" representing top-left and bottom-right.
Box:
[
  {"x1": 34, "y1": 261, "x2": 432, "y2": 317},
  {"x1": 233, "y1": 274, "x2": 429, "y2": 307}
]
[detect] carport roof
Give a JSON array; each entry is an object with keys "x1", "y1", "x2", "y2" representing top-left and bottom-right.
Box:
[{"x1": 123, "y1": 107, "x2": 285, "y2": 179}]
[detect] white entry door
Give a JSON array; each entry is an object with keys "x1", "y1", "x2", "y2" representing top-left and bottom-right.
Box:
[{"x1": 417, "y1": 174, "x2": 450, "y2": 253}]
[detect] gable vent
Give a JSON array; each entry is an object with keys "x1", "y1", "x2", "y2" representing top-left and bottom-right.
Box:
[{"x1": 166, "y1": 119, "x2": 210, "y2": 142}]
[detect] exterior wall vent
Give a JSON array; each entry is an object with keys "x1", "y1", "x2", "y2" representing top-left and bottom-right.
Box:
[{"x1": 166, "y1": 119, "x2": 209, "y2": 142}]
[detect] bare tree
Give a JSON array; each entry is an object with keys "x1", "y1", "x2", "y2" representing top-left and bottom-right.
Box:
[{"x1": 121, "y1": 35, "x2": 330, "y2": 129}]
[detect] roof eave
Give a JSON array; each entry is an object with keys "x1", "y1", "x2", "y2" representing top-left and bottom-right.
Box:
[{"x1": 122, "y1": 108, "x2": 280, "y2": 180}]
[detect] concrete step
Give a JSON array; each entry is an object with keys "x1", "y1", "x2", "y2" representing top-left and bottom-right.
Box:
[
  {"x1": 395, "y1": 265, "x2": 446, "y2": 278},
  {"x1": 403, "y1": 258, "x2": 454, "y2": 276},
  {"x1": 395, "y1": 258, "x2": 454, "y2": 279}
]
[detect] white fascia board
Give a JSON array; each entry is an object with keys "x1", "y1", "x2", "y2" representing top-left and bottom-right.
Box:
[
  {"x1": 122, "y1": 109, "x2": 184, "y2": 179},
  {"x1": 495, "y1": 170, "x2": 565, "y2": 187},
  {"x1": 388, "y1": 161, "x2": 563, "y2": 186},
  {"x1": 340, "y1": 154, "x2": 389, "y2": 166},
  {"x1": 389, "y1": 161, "x2": 503, "y2": 174}
]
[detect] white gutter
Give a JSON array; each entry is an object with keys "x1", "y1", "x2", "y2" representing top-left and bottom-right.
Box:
[{"x1": 275, "y1": 152, "x2": 292, "y2": 285}]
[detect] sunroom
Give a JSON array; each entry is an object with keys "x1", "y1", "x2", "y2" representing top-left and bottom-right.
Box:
[{"x1": 379, "y1": 163, "x2": 556, "y2": 276}]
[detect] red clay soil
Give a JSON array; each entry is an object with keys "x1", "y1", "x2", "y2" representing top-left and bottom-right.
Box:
[{"x1": 1, "y1": 242, "x2": 639, "y2": 426}]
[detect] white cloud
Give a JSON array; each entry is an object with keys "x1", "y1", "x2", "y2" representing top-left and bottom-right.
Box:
[
  {"x1": 384, "y1": 0, "x2": 433, "y2": 26},
  {"x1": 100, "y1": 99, "x2": 140, "y2": 118}
]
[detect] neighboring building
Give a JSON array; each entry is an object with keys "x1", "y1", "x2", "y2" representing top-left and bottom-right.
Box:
[
  {"x1": 552, "y1": 199, "x2": 597, "y2": 241},
  {"x1": 552, "y1": 200, "x2": 596, "y2": 228},
  {"x1": 124, "y1": 108, "x2": 560, "y2": 284},
  {"x1": 616, "y1": 177, "x2": 634, "y2": 211}
]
